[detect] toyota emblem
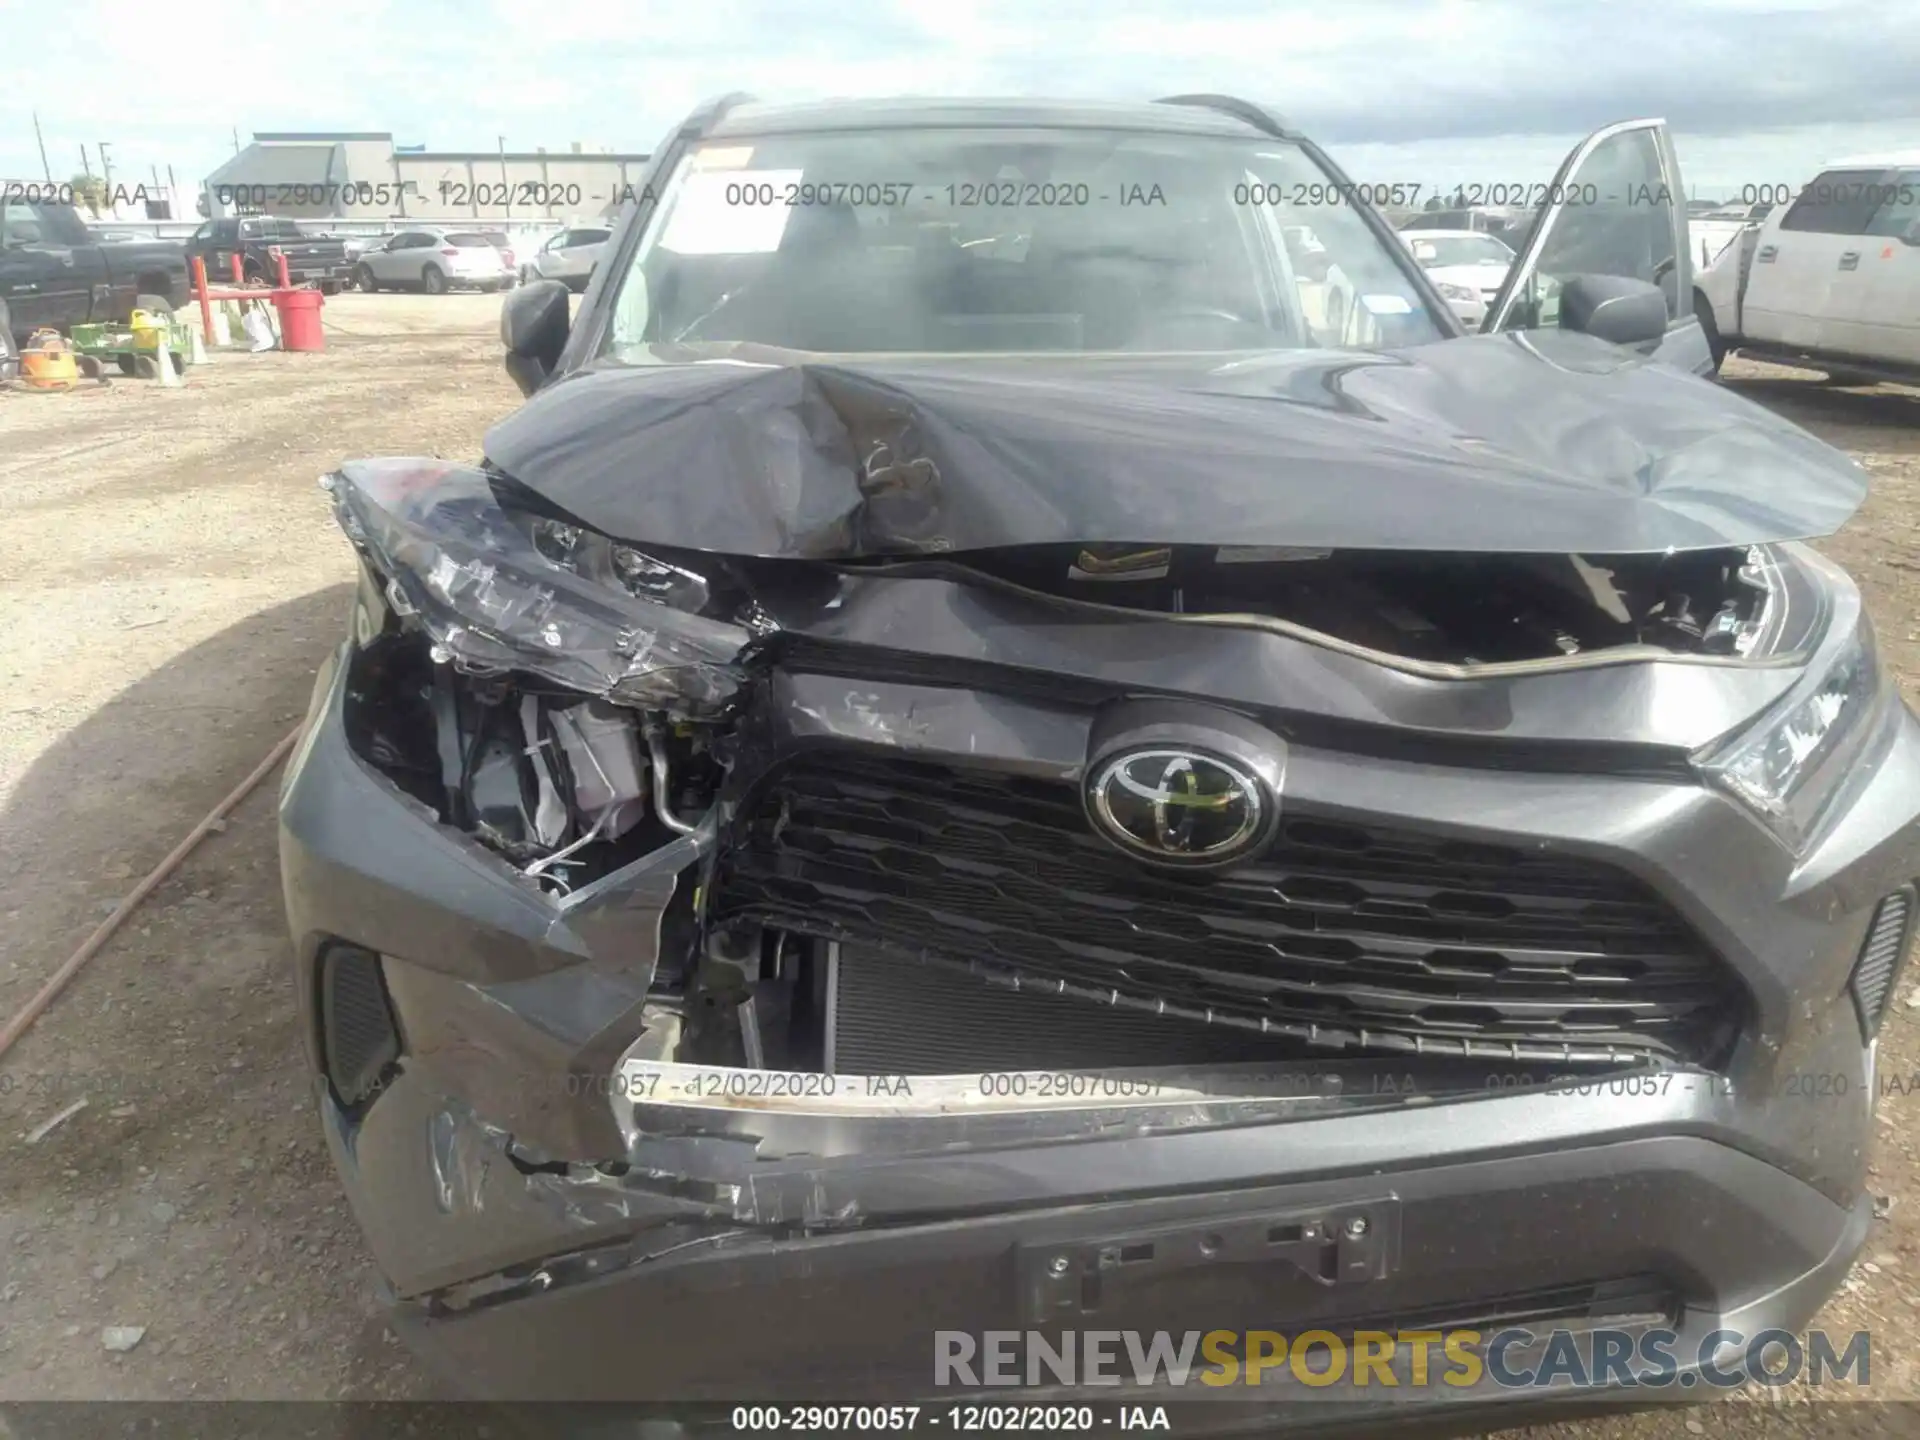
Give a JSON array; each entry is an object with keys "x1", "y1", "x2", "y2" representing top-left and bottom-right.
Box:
[{"x1": 1085, "y1": 748, "x2": 1274, "y2": 867}]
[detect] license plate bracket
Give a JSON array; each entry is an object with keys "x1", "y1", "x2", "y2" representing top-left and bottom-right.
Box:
[{"x1": 1017, "y1": 1198, "x2": 1401, "y2": 1322}]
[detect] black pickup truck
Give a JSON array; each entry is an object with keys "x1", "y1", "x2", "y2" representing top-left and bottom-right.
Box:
[
  {"x1": 184, "y1": 215, "x2": 356, "y2": 291},
  {"x1": 1, "y1": 195, "x2": 190, "y2": 343}
]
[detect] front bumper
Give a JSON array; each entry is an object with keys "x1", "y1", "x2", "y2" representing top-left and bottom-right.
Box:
[
  {"x1": 362, "y1": 1070, "x2": 1867, "y2": 1417},
  {"x1": 280, "y1": 614, "x2": 1920, "y2": 1418}
]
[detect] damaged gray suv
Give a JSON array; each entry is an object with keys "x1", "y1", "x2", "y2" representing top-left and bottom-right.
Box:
[{"x1": 281, "y1": 95, "x2": 1920, "y2": 1425}]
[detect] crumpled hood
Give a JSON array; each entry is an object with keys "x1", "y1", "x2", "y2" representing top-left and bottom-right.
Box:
[{"x1": 482, "y1": 328, "x2": 1868, "y2": 559}]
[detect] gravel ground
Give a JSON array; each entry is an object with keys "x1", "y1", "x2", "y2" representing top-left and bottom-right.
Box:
[{"x1": 0, "y1": 301, "x2": 1918, "y2": 1436}]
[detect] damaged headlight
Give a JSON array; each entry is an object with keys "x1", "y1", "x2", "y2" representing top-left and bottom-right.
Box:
[
  {"x1": 1436, "y1": 281, "x2": 1477, "y2": 303},
  {"x1": 322, "y1": 459, "x2": 761, "y2": 718},
  {"x1": 1698, "y1": 615, "x2": 1882, "y2": 850},
  {"x1": 526, "y1": 515, "x2": 712, "y2": 613}
]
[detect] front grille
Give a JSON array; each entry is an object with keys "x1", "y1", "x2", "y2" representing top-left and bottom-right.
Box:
[
  {"x1": 712, "y1": 753, "x2": 1742, "y2": 1066},
  {"x1": 829, "y1": 943, "x2": 1297, "y2": 1074}
]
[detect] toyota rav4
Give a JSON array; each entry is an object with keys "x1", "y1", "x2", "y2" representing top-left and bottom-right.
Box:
[{"x1": 280, "y1": 95, "x2": 1919, "y2": 1429}]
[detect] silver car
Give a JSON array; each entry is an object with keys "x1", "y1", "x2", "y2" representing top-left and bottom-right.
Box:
[
  {"x1": 519, "y1": 224, "x2": 611, "y2": 291},
  {"x1": 355, "y1": 227, "x2": 514, "y2": 294}
]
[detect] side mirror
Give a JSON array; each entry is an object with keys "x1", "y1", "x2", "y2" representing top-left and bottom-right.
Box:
[
  {"x1": 501, "y1": 279, "x2": 571, "y2": 397},
  {"x1": 1556, "y1": 273, "x2": 1668, "y2": 347}
]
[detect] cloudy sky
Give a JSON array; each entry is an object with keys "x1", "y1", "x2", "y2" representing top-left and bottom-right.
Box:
[{"x1": 4, "y1": 0, "x2": 1918, "y2": 200}]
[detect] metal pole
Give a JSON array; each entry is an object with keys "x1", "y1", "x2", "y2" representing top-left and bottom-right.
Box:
[
  {"x1": 194, "y1": 257, "x2": 214, "y2": 344},
  {"x1": 32, "y1": 111, "x2": 51, "y2": 182},
  {"x1": 499, "y1": 136, "x2": 511, "y2": 221},
  {"x1": 99, "y1": 142, "x2": 113, "y2": 192}
]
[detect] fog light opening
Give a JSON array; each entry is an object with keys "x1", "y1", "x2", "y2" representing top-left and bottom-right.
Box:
[
  {"x1": 318, "y1": 942, "x2": 402, "y2": 1109},
  {"x1": 1849, "y1": 886, "x2": 1916, "y2": 1040}
]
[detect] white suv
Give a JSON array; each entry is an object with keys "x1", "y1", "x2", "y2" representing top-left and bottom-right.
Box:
[
  {"x1": 520, "y1": 224, "x2": 613, "y2": 291},
  {"x1": 356, "y1": 228, "x2": 515, "y2": 294}
]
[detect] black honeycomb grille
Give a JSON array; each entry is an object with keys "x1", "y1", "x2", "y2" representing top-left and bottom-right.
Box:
[
  {"x1": 1850, "y1": 887, "x2": 1916, "y2": 1036},
  {"x1": 320, "y1": 944, "x2": 400, "y2": 1107},
  {"x1": 711, "y1": 753, "x2": 1743, "y2": 1066}
]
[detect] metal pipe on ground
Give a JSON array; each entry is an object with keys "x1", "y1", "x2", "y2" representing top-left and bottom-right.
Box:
[{"x1": 0, "y1": 724, "x2": 305, "y2": 1064}]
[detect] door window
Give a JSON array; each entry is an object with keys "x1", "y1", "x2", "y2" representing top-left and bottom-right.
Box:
[
  {"x1": 1863, "y1": 171, "x2": 1920, "y2": 239},
  {"x1": 34, "y1": 203, "x2": 90, "y2": 246},
  {"x1": 1, "y1": 202, "x2": 44, "y2": 246},
  {"x1": 1778, "y1": 170, "x2": 1887, "y2": 235},
  {"x1": 1491, "y1": 124, "x2": 1680, "y2": 331}
]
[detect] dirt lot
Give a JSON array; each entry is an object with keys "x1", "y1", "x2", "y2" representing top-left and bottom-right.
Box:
[{"x1": 1, "y1": 295, "x2": 1919, "y2": 1435}]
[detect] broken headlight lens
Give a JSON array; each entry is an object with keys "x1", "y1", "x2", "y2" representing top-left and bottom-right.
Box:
[
  {"x1": 528, "y1": 516, "x2": 713, "y2": 613},
  {"x1": 324, "y1": 460, "x2": 759, "y2": 718},
  {"x1": 1698, "y1": 616, "x2": 1881, "y2": 850}
]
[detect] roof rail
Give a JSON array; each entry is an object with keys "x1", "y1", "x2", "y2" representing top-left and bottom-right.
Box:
[
  {"x1": 680, "y1": 92, "x2": 758, "y2": 140},
  {"x1": 1153, "y1": 94, "x2": 1296, "y2": 140}
]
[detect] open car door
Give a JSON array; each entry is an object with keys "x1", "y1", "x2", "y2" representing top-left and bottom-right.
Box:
[{"x1": 1480, "y1": 118, "x2": 1713, "y2": 375}]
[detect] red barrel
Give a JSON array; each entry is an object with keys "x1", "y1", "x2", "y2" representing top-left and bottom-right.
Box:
[{"x1": 274, "y1": 289, "x2": 325, "y2": 352}]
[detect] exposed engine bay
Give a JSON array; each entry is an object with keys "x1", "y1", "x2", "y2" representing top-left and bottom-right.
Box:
[
  {"x1": 341, "y1": 628, "x2": 724, "y2": 894},
  {"x1": 331, "y1": 458, "x2": 1794, "y2": 889},
  {"x1": 884, "y1": 541, "x2": 1785, "y2": 665},
  {"x1": 328, "y1": 457, "x2": 1794, "y2": 1085}
]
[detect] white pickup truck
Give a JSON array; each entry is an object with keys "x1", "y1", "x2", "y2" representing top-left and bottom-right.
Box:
[{"x1": 1694, "y1": 150, "x2": 1920, "y2": 382}]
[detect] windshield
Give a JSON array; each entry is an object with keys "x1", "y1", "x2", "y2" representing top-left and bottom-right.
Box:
[
  {"x1": 1405, "y1": 234, "x2": 1514, "y2": 267},
  {"x1": 604, "y1": 127, "x2": 1445, "y2": 356}
]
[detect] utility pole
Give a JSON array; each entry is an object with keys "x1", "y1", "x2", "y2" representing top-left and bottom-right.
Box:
[
  {"x1": 232, "y1": 126, "x2": 241, "y2": 156},
  {"x1": 499, "y1": 135, "x2": 511, "y2": 220},
  {"x1": 32, "y1": 110, "x2": 51, "y2": 182},
  {"x1": 98, "y1": 141, "x2": 114, "y2": 192},
  {"x1": 79, "y1": 142, "x2": 90, "y2": 177}
]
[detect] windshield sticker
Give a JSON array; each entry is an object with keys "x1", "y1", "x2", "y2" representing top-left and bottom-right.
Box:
[
  {"x1": 1362, "y1": 293, "x2": 1414, "y2": 315},
  {"x1": 659, "y1": 170, "x2": 802, "y2": 255},
  {"x1": 689, "y1": 146, "x2": 756, "y2": 172}
]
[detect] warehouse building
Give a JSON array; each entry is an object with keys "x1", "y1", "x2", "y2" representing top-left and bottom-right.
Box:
[{"x1": 201, "y1": 131, "x2": 652, "y2": 223}]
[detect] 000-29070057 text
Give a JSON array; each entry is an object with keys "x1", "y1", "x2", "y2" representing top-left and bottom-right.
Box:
[{"x1": 729, "y1": 1405, "x2": 1107, "y2": 1431}]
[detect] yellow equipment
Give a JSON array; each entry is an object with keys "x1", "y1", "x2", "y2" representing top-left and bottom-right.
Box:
[{"x1": 18, "y1": 330, "x2": 78, "y2": 391}]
